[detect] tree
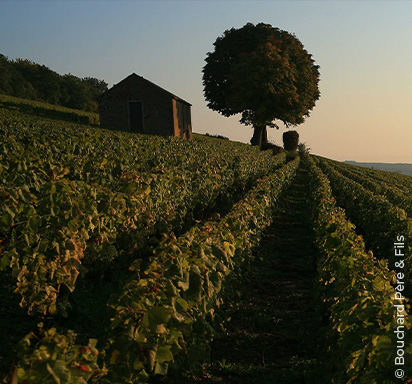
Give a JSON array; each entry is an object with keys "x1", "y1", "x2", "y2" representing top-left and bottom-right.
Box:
[
  {"x1": 202, "y1": 23, "x2": 320, "y2": 149},
  {"x1": 81, "y1": 77, "x2": 108, "y2": 111},
  {"x1": 0, "y1": 55, "x2": 37, "y2": 99},
  {"x1": 61, "y1": 74, "x2": 89, "y2": 110},
  {"x1": 82, "y1": 77, "x2": 108, "y2": 96},
  {"x1": 0, "y1": 53, "x2": 107, "y2": 113}
]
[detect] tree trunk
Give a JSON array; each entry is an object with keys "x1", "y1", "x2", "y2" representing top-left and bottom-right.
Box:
[
  {"x1": 250, "y1": 125, "x2": 268, "y2": 149},
  {"x1": 250, "y1": 126, "x2": 262, "y2": 147},
  {"x1": 261, "y1": 126, "x2": 268, "y2": 146}
]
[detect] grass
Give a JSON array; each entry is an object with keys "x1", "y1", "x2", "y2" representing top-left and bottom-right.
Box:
[{"x1": 0, "y1": 93, "x2": 99, "y2": 125}]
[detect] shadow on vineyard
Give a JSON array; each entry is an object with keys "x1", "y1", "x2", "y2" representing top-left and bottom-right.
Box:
[{"x1": 168, "y1": 165, "x2": 330, "y2": 383}]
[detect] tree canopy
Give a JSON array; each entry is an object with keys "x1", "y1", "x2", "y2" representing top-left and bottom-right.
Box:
[
  {"x1": 0, "y1": 54, "x2": 108, "y2": 112},
  {"x1": 202, "y1": 23, "x2": 320, "y2": 148}
]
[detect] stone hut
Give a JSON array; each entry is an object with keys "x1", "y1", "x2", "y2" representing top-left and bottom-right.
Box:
[{"x1": 98, "y1": 73, "x2": 192, "y2": 139}]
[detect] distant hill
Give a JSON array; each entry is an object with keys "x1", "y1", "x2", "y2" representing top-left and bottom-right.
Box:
[{"x1": 344, "y1": 161, "x2": 412, "y2": 177}]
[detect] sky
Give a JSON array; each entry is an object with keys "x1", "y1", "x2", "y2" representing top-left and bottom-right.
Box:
[{"x1": 1, "y1": 0, "x2": 411, "y2": 163}]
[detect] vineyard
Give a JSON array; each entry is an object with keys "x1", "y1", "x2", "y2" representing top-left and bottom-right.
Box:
[{"x1": 0, "y1": 96, "x2": 411, "y2": 383}]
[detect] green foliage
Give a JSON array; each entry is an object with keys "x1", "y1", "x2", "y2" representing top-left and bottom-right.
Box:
[
  {"x1": 11, "y1": 324, "x2": 106, "y2": 384},
  {"x1": 325, "y1": 157, "x2": 412, "y2": 217},
  {"x1": 5, "y1": 96, "x2": 412, "y2": 383},
  {"x1": 304, "y1": 154, "x2": 412, "y2": 383},
  {"x1": 0, "y1": 54, "x2": 107, "y2": 112},
  {"x1": 202, "y1": 22, "x2": 320, "y2": 143},
  {"x1": 0, "y1": 102, "x2": 287, "y2": 316},
  {"x1": 103, "y1": 157, "x2": 300, "y2": 382},
  {"x1": 283, "y1": 130, "x2": 299, "y2": 151},
  {"x1": 298, "y1": 142, "x2": 310, "y2": 154},
  {"x1": 285, "y1": 150, "x2": 299, "y2": 163},
  {"x1": 0, "y1": 102, "x2": 294, "y2": 382},
  {"x1": 316, "y1": 157, "x2": 412, "y2": 284},
  {"x1": 0, "y1": 94, "x2": 99, "y2": 124},
  {"x1": 204, "y1": 133, "x2": 229, "y2": 140}
]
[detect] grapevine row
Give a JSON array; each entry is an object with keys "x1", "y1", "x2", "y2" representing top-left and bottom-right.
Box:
[
  {"x1": 316, "y1": 157, "x2": 412, "y2": 284},
  {"x1": 328, "y1": 158, "x2": 412, "y2": 194},
  {"x1": 354, "y1": 165, "x2": 412, "y2": 194},
  {"x1": 11, "y1": 157, "x2": 301, "y2": 383},
  {"x1": 1, "y1": 109, "x2": 287, "y2": 316},
  {"x1": 318, "y1": 157, "x2": 412, "y2": 217},
  {"x1": 0, "y1": 108, "x2": 278, "y2": 192},
  {"x1": 304, "y1": 154, "x2": 412, "y2": 383}
]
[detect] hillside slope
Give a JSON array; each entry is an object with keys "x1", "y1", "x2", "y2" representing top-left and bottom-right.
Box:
[
  {"x1": 0, "y1": 95, "x2": 295, "y2": 382},
  {"x1": 345, "y1": 160, "x2": 412, "y2": 177},
  {"x1": 1, "y1": 97, "x2": 411, "y2": 383}
]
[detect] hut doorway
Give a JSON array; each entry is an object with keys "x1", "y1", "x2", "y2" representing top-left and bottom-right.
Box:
[{"x1": 128, "y1": 101, "x2": 144, "y2": 132}]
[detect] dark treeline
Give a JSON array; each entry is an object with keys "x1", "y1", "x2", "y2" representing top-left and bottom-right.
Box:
[{"x1": 0, "y1": 54, "x2": 108, "y2": 112}]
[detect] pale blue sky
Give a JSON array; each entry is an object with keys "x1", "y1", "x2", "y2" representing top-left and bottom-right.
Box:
[{"x1": 1, "y1": 0, "x2": 412, "y2": 162}]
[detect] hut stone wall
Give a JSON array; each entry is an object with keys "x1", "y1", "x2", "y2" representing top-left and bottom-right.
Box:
[{"x1": 98, "y1": 73, "x2": 192, "y2": 139}]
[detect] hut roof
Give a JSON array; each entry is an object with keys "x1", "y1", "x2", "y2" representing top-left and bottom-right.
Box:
[{"x1": 98, "y1": 73, "x2": 192, "y2": 106}]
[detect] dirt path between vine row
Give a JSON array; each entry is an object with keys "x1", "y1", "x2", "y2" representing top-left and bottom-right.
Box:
[{"x1": 166, "y1": 164, "x2": 330, "y2": 384}]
